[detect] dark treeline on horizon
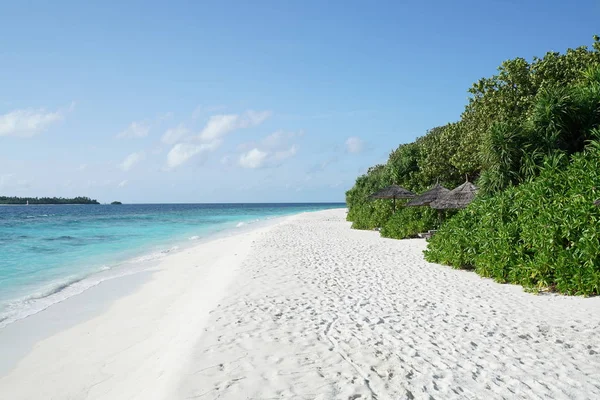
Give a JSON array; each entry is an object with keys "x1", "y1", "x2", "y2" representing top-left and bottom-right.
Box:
[{"x1": 0, "y1": 196, "x2": 100, "y2": 205}]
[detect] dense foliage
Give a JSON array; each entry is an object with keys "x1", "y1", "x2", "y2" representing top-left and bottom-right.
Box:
[
  {"x1": 424, "y1": 138, "x2": 600, "y2": 295},
  {"x1": 0, "y1": 196, "x2": 100, "y2": 205},
  {"x1": 380, "y1": 207, "x2": 441, "y2": 239},
  {"x1": 346, "y1": 36, "x2": 600, "y2": 294}
]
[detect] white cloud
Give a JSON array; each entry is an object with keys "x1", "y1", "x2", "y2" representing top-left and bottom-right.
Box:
[
  {"x1": 199, "y1": 114, "x2": 239, "y2": 141},
  {"x1": 308, "y1": 155, "x2": 339, "y2": 173},
  {"x1": 0, "y1": 173, "x2": 14, "y2": 188},
  {"x1": 239, "y1": 148, "x2": 268, "y2": 169},
  {"x1": 192, "y1": 105, "x2": 226, "y2": 120},
  {"x1": 77, "y1": 164, "x2": 87, "y2": 171},
  {"x1": 161, "y1": 124, "x2": 189, "y2": 145},
  {"x1": 157, "y1": 112, "x2": 174, "y2": 122},
  {"x1": 198, "y1": 110, "x2": 271, "y2": 141},
  {"x1": 345, "y1": 136, "x2": 364, "y2": 153},
  {"x1": 191, "y1": 105, "x2": 204, "y2": 120},
  {"x1": 160, "y1": 109, "x2": 271, "y2": 170},
  {"x1": 241, "y1": 110, "x2": 272, "y2": 127},
  {"x1": 119, "y1": 151, "x2": 145, "y2": 171},
  {"x1": 117, "y1": 121, "x2": 150, "y2": 139},
  {"x1": 261, "y1": 130, "x2": 303, "y2": 149},
  {"x1": 118, "y1": 180, "x2": 128, "y2": 188},
  {"x1": 166, "y1": 142, "x2": 218, "y2": 169},
  {"x1": 236, "y1": 130, "x2": 299, "y2": 169},
  {"x1": 0, "y1": 107, "x2": 66, "y2": 137},
  {"x1": 274, "y1": 145, "x2": 297, "y2": 161}
]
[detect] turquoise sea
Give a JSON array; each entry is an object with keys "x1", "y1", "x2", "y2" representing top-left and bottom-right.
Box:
[{"x1": 0, "y1": 203, "x2": 344, "y2": 328}]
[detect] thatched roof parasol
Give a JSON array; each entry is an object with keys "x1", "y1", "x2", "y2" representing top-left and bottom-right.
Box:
[
  {"x1": 369, "y1": 185, "x2": 415, "y2": 200},
  {"x1": 430, "y1": 181, "x2": 478, "y2": 209},
  {"x1": 369, "y1": 185, "x2": 415, "y2": 213},
  {"x1": 594, "y1": 199, "x2": 600, "y2": 207},
  {"x1": 406, "y1": 183, "x2": 450, "y2": 207}
]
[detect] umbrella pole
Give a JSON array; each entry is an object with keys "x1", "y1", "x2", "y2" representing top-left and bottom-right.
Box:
[{"x1": 393, "y1": 197, "x2": 396, "y2": 214}]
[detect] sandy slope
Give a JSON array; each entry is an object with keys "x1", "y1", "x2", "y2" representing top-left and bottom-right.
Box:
[
  {"x1": 177, "y1": 209, "x2": 600, "y2": 400},
  {"x1": 1, "y1": 209, "x2": 599, "y2": 400},
  {"x1": 0, "y1": 222, "x2": 278, "y2": 400}
]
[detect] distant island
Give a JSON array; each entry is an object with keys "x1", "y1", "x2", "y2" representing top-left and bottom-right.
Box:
[
  {"x1": 0, "y1": 196, "x2": 100, "y2": 205},
  {"x1": 111, "y1": 201, "x2": 122, "y2": 205}
]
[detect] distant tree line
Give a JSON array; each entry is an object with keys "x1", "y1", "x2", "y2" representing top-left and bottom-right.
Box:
[{"x1": 0, "y1": 196, "x2": 100, "y2": 205}]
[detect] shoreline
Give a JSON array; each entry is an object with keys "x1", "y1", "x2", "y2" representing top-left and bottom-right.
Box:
[
  {"x1": 0, "y1": 209, "x2": 308, "y2": 330},
  {"x1": 0, "y1": 210, "x2": 305, "y2": 373},
  {"x1": 0, "y1": 210, "x2": 300, "y2": 399},
  {"x1": 2, "y1": 208, "x2": 599, "y2": 399}
]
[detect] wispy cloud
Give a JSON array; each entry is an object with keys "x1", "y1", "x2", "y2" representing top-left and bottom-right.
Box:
[
  {"x1": 198, "y1": 110, "x2": 271, "y2": 141},
  {"x1": 239, "y1": 148, "x2": 268, "y2": 169},
  {"x1": 191, "y1": 105, "x2": 226, "y2": 120},
  {"x1": 199, "y1": 115, "x2": 239, "y2": 141},
  {"x1": 117, "y1": 121, "x2": 151, "y2": 139},
  {"x1": 220, "y1": 155, "x2": 232, "y2": 165},
  {"x1": 308, "y1": 155, "x2": 339, "y2": 173},
  {"x1": 237, "y1": 130, "x2": 299, "y2": 169},
  {"x1": 118, "y1": 180, "x2": 128, "y2": 188},
  {"x1": 0, "y1": 173, "x2": 15, "y2": 188},
  {"x1": 0, "y1": 105, "x2": 70, "y2": 137},
  {"x1": 345, "y1": 136, "x2": 364, "y2": 154},
  {"x1": 166, "y1": 141, "x2": 219, "y2": 169},
  {"x1": 273, "y1": 145, "x2": 297, "y2": 161},
  {"x1": 163, "y1": 109, "x2": 271, "y2": 169},
  {"x1": 261, "y1": 130, "x2": 303, "y2": 149},
  {"x1": 119, "y1": 151, "x2": 145, "y2": 171},
  {"x1": 161, "y1": 124, "x2": 189, "y2": 145}
]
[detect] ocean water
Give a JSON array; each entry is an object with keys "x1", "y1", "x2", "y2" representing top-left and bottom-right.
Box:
[{"x1": 0, "y1": 203, "x2": 344, "y2": 328}]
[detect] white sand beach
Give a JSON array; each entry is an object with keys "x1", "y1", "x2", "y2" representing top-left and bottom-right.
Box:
[{"x1": 1, "y1": 208, "x2": 599, "y2": 399}]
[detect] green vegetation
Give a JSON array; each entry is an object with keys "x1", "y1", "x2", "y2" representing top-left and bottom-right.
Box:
[
  {"x1": 111, "y1": 201, "x2": 123, "y2": 205},
  {"x1": 345, "y1": 36, "x2": 600, "y2": 295},
  {"x1": 0, "y1": 196, "x2": 100, "y2": 205},
  {"x1": 380, "y1": 207, "x2": 443, "y2": 240},
  {"x1": 425, "y1": 139, "x2": 600, "y2": 295}
]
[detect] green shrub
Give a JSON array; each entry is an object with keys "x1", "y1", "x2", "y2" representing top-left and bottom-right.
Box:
[
  {"x1": 347, "y1": 199, "x2": 394, "y2": 230},
  {"x1": 380, "y1": 207, "x2": 439, "y2": 239},
  {"x1": 425, "y1": 139, "x2": 600, "y2": 295}
]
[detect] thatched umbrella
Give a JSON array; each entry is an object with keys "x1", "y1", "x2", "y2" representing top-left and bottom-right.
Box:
[
  {"x1": 406, "y1": 183, "x2": 450, "y2": 207},
  {"x1": 370, "y1": 185, "x2": 415, "y2": 213},
  {"x1": 430, "y1": 180, "x2": 478, "y2": 209}
]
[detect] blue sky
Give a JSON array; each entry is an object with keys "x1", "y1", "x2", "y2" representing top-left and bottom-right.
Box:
[{"x1": 0, "y1": 1, "x2": 598, "y2": 203}]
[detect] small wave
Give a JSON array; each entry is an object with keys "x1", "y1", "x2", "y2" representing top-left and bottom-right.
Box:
[
  {"x1": 0, "y1": 273, "x2": 118, "y2": 329},
  {"x1": 43, "y1": 235, "x2": 77, "y2": 241},
  {"x1": 236, "y1": 219, "x2": 261, "y2": 228},
  {"x1": 129, "y1": 246, "x2": 180, "y2": 263},
  {"x1": 27, "y1": 245, "x2": 58, "y2": 253},
  {"x1": 189, "y1": 235, "x2": 200, "y2": 240},
  {"x1": 24, "y1": 276, "x2": 87, "y2": 302},
  {"x1": 0, "y1": 259, "x2": 157, "y2": 329}
]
